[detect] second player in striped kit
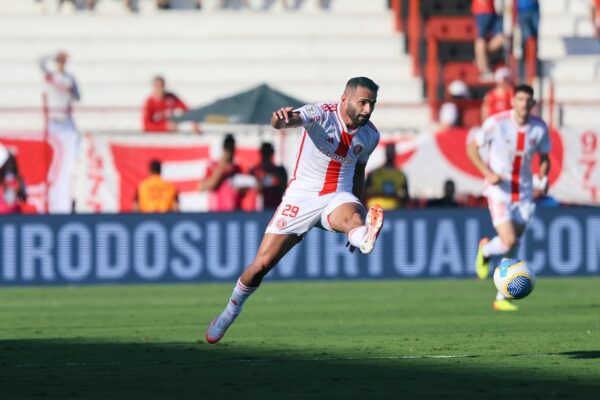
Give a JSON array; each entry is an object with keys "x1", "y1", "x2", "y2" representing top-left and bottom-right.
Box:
[{"x1": 467, "y1": 84, "x2": 551, "y2": 312}]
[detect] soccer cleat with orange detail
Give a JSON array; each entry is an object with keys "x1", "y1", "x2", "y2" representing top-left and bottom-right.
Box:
[
  {"x1": 205, "y1": 311, "x2": 237, "y2": 344},
  {"x1": 359, "y1": 205, "x2": 384, "y2": 254}
]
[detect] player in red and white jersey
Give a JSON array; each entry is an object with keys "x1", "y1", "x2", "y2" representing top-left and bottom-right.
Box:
[
  {"x1": 205, "y1": 77, "x2": 384, "y2": 344},
  {"x1": 283, "y1": 100, "x2": 379, "y2": 195},
  {"x1": 467, "y1": 84, "x2": 551, "y2": 312}
]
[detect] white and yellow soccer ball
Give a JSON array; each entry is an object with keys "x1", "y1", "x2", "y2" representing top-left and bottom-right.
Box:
[{"x1": 493, "y1": 259, "x2": 536, "y2": 300}]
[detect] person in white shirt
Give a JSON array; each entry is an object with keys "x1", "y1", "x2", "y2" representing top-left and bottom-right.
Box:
[
  {"x1": 467, "y1": 84, "x2": 551, "y2": 312},
  {"x1": 39, "y1": 51, "x2": 81, "y2": 213},
  {"x1": 205, "y1": 77, "x2": 384, "y2": 344}
]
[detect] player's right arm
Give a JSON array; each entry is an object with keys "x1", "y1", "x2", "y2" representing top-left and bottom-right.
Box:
[
  {"x1": 271, "y1": 107, "x2": 303, "y2": 129},
  {"x1": 467, "y1": 121, "x2": 502, "y2": 185}
]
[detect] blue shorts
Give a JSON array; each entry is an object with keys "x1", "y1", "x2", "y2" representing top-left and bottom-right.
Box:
[
  {"x1": 475, "y1": 13, "x2": 503, "y2": 39},
  {"x1": 518, "y1": 9, "x2": 540, "y2": 40}
]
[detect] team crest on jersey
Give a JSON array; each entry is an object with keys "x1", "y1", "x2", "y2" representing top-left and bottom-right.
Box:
[
  {"x1": 353, "y1": 144, "x2": 363, "y2": 155},
  {"x1": 275, "y1": 218, "x2": 287, "y2": 230},
  {"x1": 306, "y1": 105, "x2": 317, "y2": 114}
]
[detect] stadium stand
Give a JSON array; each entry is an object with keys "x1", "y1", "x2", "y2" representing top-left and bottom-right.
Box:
[
  {"x1": 0, "y1": 0, "x2": 597, "y2": 131},
  {"x1": 539, "y1": 0, "x2": 600, "y2": 128},
  {"x1": 0, "y1": 0, "x2": 430, "y2": 131},
  {"x1": 393, "y1": 0, "x2": 600, "y2": 128}
]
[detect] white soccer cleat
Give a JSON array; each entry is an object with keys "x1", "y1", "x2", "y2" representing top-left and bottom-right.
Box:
[
  {"x1": 359, "y1": 205, "x2": 384, "y2": 254},
  {"x1": 205, "y1": 311, "x2": 237, "y2": 344}
]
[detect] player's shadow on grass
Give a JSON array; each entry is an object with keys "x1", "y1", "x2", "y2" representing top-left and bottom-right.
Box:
[
  {"x1": 560, "y1": 351, "x2": 600, "y2": 359},
  {"x1": 1, "y1": 339, "x2": 599, "y2": 399}
]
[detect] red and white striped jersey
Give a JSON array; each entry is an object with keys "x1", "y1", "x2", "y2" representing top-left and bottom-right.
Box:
[
  {"x1": 286, "y1": 102, "x2": 380, "y2": 196},
  {"x1": 475, "y1": 110, "x2": 551, "y2": 202}
]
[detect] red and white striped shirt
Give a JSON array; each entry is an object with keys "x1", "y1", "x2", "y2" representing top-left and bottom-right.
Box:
[
  {"x1": 475, "y1": 110, "x2": 551, "y2": 202},
  {"x1": 287, "y1": 102, "x2": 380, "y2": 196}
]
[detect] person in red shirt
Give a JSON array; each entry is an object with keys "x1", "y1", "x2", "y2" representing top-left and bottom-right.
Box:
[
  {"x1": 198, "y1": 134, "x2": 247, "y2": 212},
  {"x1": 471, "y1": 0, "x2": 505, "y2": 80},
  {"x1": 249, "y1": 142, "x2": 288, "y2": 210},
  {"x1": 481, "y1": 67, "x2": 514, "y2": 120},
  {"x1": 593, "y1": 0, "x2": 600, "y2": 38},
  {"x1": 142, "y1": 75, "x2": 196, "y2": 133}
]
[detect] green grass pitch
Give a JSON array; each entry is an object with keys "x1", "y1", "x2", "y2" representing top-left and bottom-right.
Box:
[{"x1": 1, "y1": 278, "x2": 599, "y2": 399}]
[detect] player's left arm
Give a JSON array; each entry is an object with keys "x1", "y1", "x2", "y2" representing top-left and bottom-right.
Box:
[
  {"x1": 353, "y1": 162, "x2": 367, "y2": 201},
  {"x1": 536, "y1": 123, "x2": 552, "y2": 194},
  {"x1": 537, "y1": 153, "x2": 551, "y2": 194}
]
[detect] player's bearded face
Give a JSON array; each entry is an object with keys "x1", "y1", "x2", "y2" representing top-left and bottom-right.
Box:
[{"x1": 345, "y1": 87, "x2": 377, "y2": 127}]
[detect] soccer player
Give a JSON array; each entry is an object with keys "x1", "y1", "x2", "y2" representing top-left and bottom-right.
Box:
[
  {"x1": 467, "y1": 84, "x2": 551, "y2": 311},
  {"x1": 205, "y1": 77, "x2": 384, "y2": 343}
]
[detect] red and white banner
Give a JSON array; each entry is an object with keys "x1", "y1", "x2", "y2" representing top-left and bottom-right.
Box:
[
  {"x1": 1, "y1": 126, "x2": 598, "y2": 213},
  {"x1": 381, "y1": 127, "x2": 598, "y2": 205},
  {"x1": 74, "y1": 132, "x2": 264, "y2": 213}
]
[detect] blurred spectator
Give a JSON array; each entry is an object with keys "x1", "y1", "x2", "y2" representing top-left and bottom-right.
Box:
[
  {"x1": 277, "y1": 0, "x2": 329, "y2": 11},
  {"x1": 517, "y1": 0, "x2": 539, "y2": 41},
  {"x1": 40, "y1": 51, "x2": 80, "y2": 125},
  {"x1": 56, "y1": 0, "x2": 97, "y2": 12},
  {"x1": 124, "y1": 0, "x2": 137, "y2": 12},
  {"x1": 427, "y1": 179, "x2": 459, "y2": 208},
  {"x1": 592, "y1": 0, "x2": 600, "y2": 38},
  {"x1": 250, "y1": 142, "x2": 288, "y2": 210},
  {"x1": 221, "y1": 0, "x2": 249, "y2": 9},
  {"x1": 156, "y1": 0, "x2": 170, "y2": 9},
  {"x1": 40, "y1": 51, "x2": 81, "y2": 213},
  {"x1": 471, "y1": 0, "x2": 505, "y2": 80},
  {"x1": 134, "y1": 160, "x2": 179, "y2": 213},
  {"x1": 481, "y1": 67, "x2": 514, "y2": 120},
  {"x1": 439, "y1": 80, "x2": 471, "y2": 129},
  {"x1": 0, "y1": 148, "x2": 28, "y2": 214},
  {"x1": 365, "y1": 143, "x2": 409, "y2": 210},
  {"x1": 142, "y1": 75, "x2": 198, "y2": 133},
  {"x1": 199, "y1": 134, "x2": 246, "y2": 212},
  {"x1": 517, "y1": 0, "x2": 540, "y2": 81}
]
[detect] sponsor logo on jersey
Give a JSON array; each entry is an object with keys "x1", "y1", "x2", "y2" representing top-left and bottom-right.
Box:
[{"x1": 317, "y1": 146, "x2": 353, "y2": 164}]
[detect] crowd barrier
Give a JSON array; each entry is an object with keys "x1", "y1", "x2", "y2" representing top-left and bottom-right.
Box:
[{"x1": 0, "y1": 207, "x2": 598, "y2": 286}]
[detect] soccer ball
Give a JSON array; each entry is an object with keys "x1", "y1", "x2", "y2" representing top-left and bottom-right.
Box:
[{"x1": 493, "y1": 259, "x2": 536, "y2": 300}]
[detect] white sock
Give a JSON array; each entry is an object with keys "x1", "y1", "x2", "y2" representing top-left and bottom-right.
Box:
[
  {"x1": 482, "y1": 236, "x2": 509, "y2": 258},
  {"x1": 216, "y1": 279, "x2": 258, "y2": 329},
  {"x1": 496, "y1": 292, "x2": 506, "y2": 301},
  {"x1": 347, "y1": 226, "x2": 367, "y2": 248}
]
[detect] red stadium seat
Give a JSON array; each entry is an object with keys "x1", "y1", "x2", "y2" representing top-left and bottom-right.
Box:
[{"x1": 443, "y1": 62, "x2": 481, "y2": 86}]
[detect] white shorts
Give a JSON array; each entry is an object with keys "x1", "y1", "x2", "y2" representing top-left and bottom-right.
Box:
[
  {"x1": 265, "y1": 191, "x2": 363, "y2": 236},
  {"x1": 487, "y1": 197, "x2": 536, "y2": 227}
]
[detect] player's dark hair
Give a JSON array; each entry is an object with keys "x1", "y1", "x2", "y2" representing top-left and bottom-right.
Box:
[
  {"x1": 149, "y1": 159, "x2": 161, "y2": 174},
  {"x1": 153, "y1": 75, "x2": 165, "y2": 85},
  {"x1": 223, "y1": 133, "x2": 235, "y2": 150},
  {"x1": 346, "y1": 77, "x2": 379, "y2": 93},
  {"x1": 514, "y1": 84, "x2": 534, "y2": 97}
]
